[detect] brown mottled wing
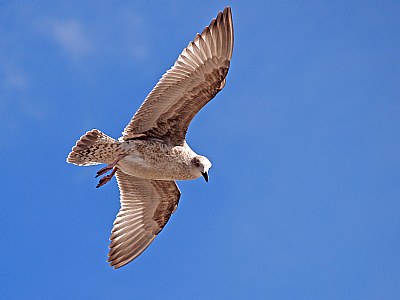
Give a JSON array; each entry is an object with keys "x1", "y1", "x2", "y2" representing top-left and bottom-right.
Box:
[
  {"x1": 108, "y1": 170, "x2": 181, "y2": 269},
  {"x1": 122, "y1": 7, "x2": 234, "y2": 145}
]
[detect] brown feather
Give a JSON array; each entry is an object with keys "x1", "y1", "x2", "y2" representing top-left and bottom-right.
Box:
[
  {"x1": 122, "y1": 7, "x2": 234, "y2": 146},
  {"x1": 108, "y1": 170, "x2": 181, "y2": 268}
]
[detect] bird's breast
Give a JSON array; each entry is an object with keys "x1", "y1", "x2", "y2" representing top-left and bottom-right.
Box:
[{"x1": 116, "y1": 140, "x2": 197, "y2": 180}]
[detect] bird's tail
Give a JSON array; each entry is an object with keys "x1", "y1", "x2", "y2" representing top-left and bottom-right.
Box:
[{"x1": 67, "y1": 129, "x2": 120, "y2": 166}]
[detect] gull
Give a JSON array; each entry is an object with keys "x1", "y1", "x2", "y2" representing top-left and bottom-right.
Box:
[{"x1": 67, "y1": 7, "x2": 234, "y2": 269}]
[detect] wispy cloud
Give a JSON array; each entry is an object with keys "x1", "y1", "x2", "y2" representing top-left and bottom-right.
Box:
[
  {"x1": 116, "y1": 10, "x2": 150, "y2": 62},
  {"x1": 50, "y1": 20, "x2": 92, "y2": 57},
  {"x1": 39, "y1": 16, "x2": 150, "y2": 64},
  {"x1": 3, "y1": 66, "x2": 29, "y2": 90}
]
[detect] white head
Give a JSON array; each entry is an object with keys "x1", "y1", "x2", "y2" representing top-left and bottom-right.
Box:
[{"x1": 191, "y1": 156, "x2": 212, "y2": 182}]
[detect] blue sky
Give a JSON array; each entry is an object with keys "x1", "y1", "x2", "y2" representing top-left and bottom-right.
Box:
[{"x1": 1, "y1": 1, "x2": 400, "y2": 299}]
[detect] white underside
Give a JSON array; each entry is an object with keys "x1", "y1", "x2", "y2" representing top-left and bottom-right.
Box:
[{"x1": 116, "y1": 153, "x2": 200, "y2": 181}]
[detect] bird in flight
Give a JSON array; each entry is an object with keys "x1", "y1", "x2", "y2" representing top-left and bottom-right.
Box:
[{"x1": 67, "y1": 7, "x2": 234, "y2": 269}]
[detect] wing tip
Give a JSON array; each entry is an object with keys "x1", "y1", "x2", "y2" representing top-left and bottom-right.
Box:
[
  {"x1": 120, "y1": 7, "x2": 233, "y2": 142},
  {"x1": 223, "y1": 6, "x2": 232, "y2": 15},
  {"x1": 107, "y1": 235, "x2": 156, "y2": 269}
]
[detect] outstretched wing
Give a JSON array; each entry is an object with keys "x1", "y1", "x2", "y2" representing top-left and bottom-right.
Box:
[
  {"x1": 108, "y1": 170, "x2": 181, "y2": 269},
  {"x1": 122, "y1": 7, "x2": 234, "y2": 145}
]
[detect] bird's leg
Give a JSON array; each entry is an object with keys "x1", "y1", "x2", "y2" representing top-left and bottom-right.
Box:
[
  {"x1": 96, "y1": 167, "x2": 117, "y2": 188},
  {"x1": 95, "y1": 165, "x2": 113, "y2": 178},
  {"x1": 95, "y1": 154, "x2": 125, "y2": 188},
  {"x1": 95, "y1": 154, "x2": 125, "y2": 178}
]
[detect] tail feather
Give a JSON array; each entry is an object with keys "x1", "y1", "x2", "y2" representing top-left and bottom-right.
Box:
[{"x1": 67, "y1": 129, "x2": 120, "y2": 166}]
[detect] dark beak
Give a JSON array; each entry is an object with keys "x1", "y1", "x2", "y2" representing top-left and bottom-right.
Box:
[{"x1": 202, "y1": 172, "x2": 209, "y2": 182}]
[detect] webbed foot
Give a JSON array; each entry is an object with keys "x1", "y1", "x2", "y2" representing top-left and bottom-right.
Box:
[
  {"x1": 95, "y1": 154, "x2": 125, "y2": 187},
  {"x1": 96, "y1": 168, "x2": 117, "y2": 188}
]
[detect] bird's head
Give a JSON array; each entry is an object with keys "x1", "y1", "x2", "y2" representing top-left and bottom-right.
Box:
[{"x1": 191, "y1": 156, "x2": 212, "y2": 182}]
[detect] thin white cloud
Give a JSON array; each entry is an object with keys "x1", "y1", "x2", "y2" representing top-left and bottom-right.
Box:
[
  {"x1": 130, "y1": 43, "x2": 149, "y2": 61},
  {"x1": 50, "y1": 20, "x2": 92, "y2": 57},
  {"x1": 35, "y1": 8, "x2": 150, "y2": 63},
  {"x1": 3, "y1": 67, "x2": 29, "y2": 90},
  {"x1": 117, "y1": 10, "x2": 150, "y2": 62}
]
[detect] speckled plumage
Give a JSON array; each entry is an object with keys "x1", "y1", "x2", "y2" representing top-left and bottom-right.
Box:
[
  {"x1": 117, "y1": 140, "x2": 201, "y2": 180},
  {"x1": 67, "y1": 129, "x2": 121, "y2": 166},
  {"x1": 67, "y1": 7, "x2": 234, "y2": 269}
]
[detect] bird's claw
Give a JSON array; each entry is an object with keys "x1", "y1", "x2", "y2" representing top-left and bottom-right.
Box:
[
  {"x1": 95, "y1": 165, "x2": 114, "y2": 178},
  {"x1": 95, "y1": 154, "x2": 125, "y2": 186},
  {"x1": 96, "y1": 167, "x2": 117, "y2": 188}
]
